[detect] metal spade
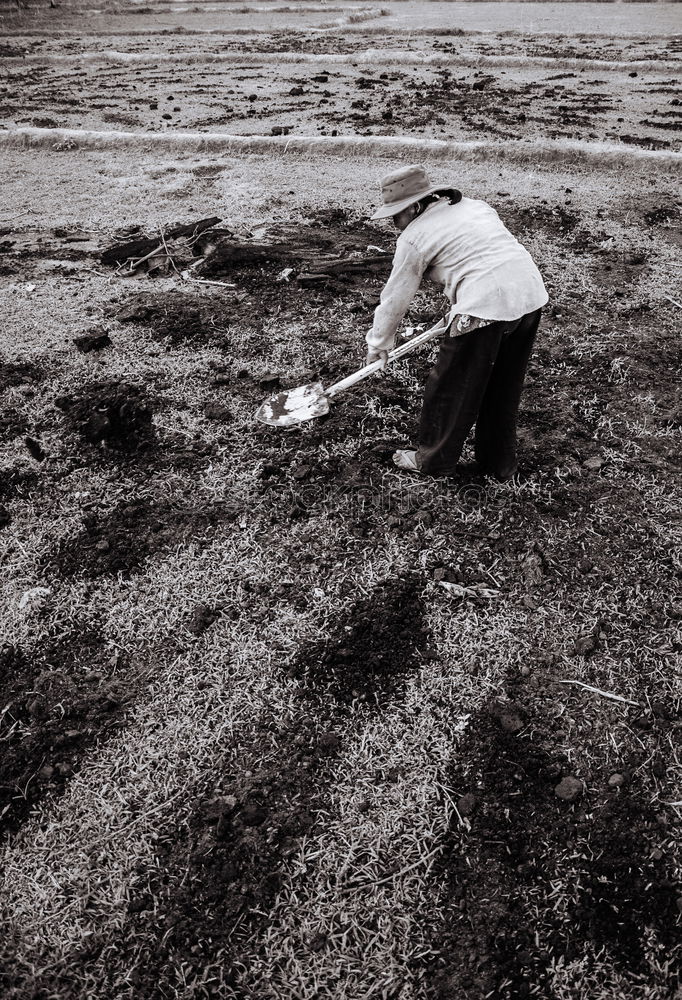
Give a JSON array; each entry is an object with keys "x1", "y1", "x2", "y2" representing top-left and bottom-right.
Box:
[{"x1": 255, "y1": 319, "x2": 448, "y2": 427}]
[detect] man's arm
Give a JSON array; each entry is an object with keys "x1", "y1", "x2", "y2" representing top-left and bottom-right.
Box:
[{"x1": 366, "y1": 239, "x2": 426, "y2": 365}]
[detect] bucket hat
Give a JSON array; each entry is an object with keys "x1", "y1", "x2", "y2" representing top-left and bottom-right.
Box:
[{"x1": 370, "y1": 164, "x2": 459, "y2": 220}]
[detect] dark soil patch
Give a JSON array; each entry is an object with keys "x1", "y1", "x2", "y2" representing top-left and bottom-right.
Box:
[
  {"x1": 44, "y1": 497, "x2": 238, "y2": 579},
  {"x1": 0, "y1": 406, "x2": 30, "y2": 443},
  {"x1": 0, "y1": 358, "x2": 45, "y2": 393},
  {"x1": 127, "y1": 714, "x2": 345, "y2": 998},
  {"x1": 120, "y1": 573, "x2": 431, "y2": 996},
  {"x1": 289, "y1": 574, "x2": 430, "y2": 704},
  {"x1": 115, "y1": 291, "x2": 235, "y2": 348},
  {"x1": 55, "y1": 380, "x2": 156, "y2": 452},
  {"x1": 113, "y1": 212, "x2": 392, "y2": 344},
  {"x1": 425, "y1": 702, "x2": 681, "y2": 998},
  {"x1": 0, "y1": 627, "x2": 131, "y2": 836},
  {"x1": 504, "y1": 202, "x2": 580, "y2": 239}
]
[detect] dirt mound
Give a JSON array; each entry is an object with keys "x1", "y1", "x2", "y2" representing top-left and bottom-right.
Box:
[
  {"x1": 55, "y1": 380, "x2": 156, "y2": 451},
  {"x1": 128, "y1": 714, "x2": 344, "y2": 997},
  {"x1": 112, "y1": 212, "x2": 393, "y2": 342},
  {"x1": 290, "y1": 574, "x2": 430, "y2": 704},
  {"x1": 124, "y1": 575, "x2": 431, "y2": 996},
  {"x1": 427, "y1": 702, "x2": 680, "y2": 998},
  {"x1": 0, "y1": 359, "x2": 45, "y2": 393},
  {"x1": 46, "y1": 497, "x2": 237, "y2": 578},
  {"x1": 116, "y1": 291, "x2": 234, "y2": 347},
  {"x1": 0, "y1": 630, "x2": 130, "y2": 836}
]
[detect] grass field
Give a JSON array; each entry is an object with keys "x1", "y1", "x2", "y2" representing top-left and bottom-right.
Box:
[{"x1": 1, "y1": 3, "x2": 681, "y2": 999}]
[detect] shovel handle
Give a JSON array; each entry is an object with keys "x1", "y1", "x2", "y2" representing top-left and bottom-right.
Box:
[{"x1": 325, "y1": 319, "x2": 448, "y2": 399}]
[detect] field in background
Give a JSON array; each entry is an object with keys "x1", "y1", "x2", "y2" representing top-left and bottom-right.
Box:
[{"x1": 1, "y1": 3, "x2": 681, "y2": 1000}]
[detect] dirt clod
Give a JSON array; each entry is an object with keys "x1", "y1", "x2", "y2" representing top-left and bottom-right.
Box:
[
  {"x1": 73, "y1": 327, "x2": 112, "y2": 353},
  {"x1": 554, "y1": 776, "x2": 583, "y2": 802},
  {"x1": 56, "y1": 380, "x2": 155, "y2": 451}
]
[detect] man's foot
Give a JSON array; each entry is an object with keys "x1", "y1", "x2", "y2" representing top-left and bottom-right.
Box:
[{"x1": 392, "y1": 449, "x2": 422, "y2": 472}]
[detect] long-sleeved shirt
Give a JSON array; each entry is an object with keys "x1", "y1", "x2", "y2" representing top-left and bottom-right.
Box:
[{"x1": 366, "y1": 197, "x2": 549, "y2": 352}]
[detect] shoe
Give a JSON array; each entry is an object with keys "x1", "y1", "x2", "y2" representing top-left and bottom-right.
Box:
[{"x1": 392, "y1": 449, "x2": 422, "y2": 472}]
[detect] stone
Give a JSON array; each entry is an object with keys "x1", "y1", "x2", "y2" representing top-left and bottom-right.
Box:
[
  {"x1": 457, "y1": 793, "x2": 478, "y2": 816},
  {"x1": 554, "y1": 776, "x2": 583, "y2": 802},
  {"x1": 73, "y1": 327, "x2": 111, "y2": 353},
  {"x1": 499, "y1": 712, "x2": 524, "y2": 734}
]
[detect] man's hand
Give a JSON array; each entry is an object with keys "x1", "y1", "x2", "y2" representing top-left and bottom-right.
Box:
[{"x1": 366, "y1": 348, "x2": 390, "y2": 370}]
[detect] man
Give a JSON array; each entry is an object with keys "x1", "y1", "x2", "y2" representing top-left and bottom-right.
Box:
[{"x1": 367, "y1": 163, "x2": 548, "y2": 479}]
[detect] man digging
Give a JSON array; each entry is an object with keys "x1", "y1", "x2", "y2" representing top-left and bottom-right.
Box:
[{"x1": 366, "y1": 164, "x2": 548, "y2": 479}]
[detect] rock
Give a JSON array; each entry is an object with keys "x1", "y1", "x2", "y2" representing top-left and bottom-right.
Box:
[
  {"x1": 457, "y1": 793, "x2": 478, "y2": 816},
  {"x1": 292, "y1": 464, "x2": 311, "y2": 480},
  {"x1": 289, "y1": 86, "x2": 304, "y2": 96},
  {"x1": 271, "y1": 126, "x2": 291, "y2": 136},
  {"x1": 116, "y1": 302, "x2": 153, "y2": 323},
  {"x1": 499, "y1": 711, "x2": 524, "y2": 734},
  {"x1": 95, "y1": 538, "x2": 110, "y2": 552},
  {"x1": 204, "y1": 402, "x2": 232, "y2": 422},
  {"x1": 582, "y1": 456, "x2": 604, "y2": 471},
  {"x1": 55, "y1": 761, "x2": 74, "y2": 778},
  {"x1": 554, "y1": 776, "x2": 583, "y2": 802},
  {"x1": 73, "y1": 327, "x2": 112, "y2": 353},
  {"x1": 259, "y1": 373, "x2": 281, "y2": 390},
  {"x1": 27, "y1": 697, "x2": 47, "y2": 720},
  {"x1": 572, "y1": 631, "x2": 599, "y2": 656},
  {"x1": 24, "y1": 437, "x2": 46, "y2": 462},
  {"x1": 308, "y1": 932, "x2": 327, "y2": 952},
  {"x1": 38, "y1": 765, "x2": 55, "y2": 780},
  {"x1": 608, "y1": 772, "x2": 625, "y2": 787}
]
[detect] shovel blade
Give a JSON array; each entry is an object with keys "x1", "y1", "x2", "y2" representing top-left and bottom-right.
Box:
[{"x1": 254, "y1": 381, "x2": 330, "y2": 427}]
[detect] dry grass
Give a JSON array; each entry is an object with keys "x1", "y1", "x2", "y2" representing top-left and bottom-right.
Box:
[
  {"x1": 1, "y1": 126, "x2": 681, "y2": 1000},
  {"x1": 10, "y1": 49, "x2": 679, "y2": 75},
  {"x1": 2, "y1": 127, "x2": 681, "y2": 172}
]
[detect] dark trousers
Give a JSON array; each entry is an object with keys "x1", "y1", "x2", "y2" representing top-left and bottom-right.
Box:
[{"x1": 417, "y1": 309, "x2": 541, "y2": 478}]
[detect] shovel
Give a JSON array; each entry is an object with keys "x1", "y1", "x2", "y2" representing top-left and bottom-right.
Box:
[{"x1": 255, "y1": 318, "x2": 449, "y2": 427}]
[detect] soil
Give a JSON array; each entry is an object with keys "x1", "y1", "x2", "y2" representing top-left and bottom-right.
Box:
[
  {"x1": 1, "y1": 18, "x2": 680, "y2": 150},
  {"x1": 0, "y1": 5, "x2": 681, "y2": 998},
  {"x1": 44, "y1": 496, "x2": 238, "y2": 578},
  {"x1": 427, "y1": 698, "x2": 681, "y2": 998},
  {"x1": 0, "y1": 627, "x2": 131, "y2": 835},
  {"x1": 55, "y1": 380, "x2": 156, "y2": 451},
  {"x1": 122, "y1": 574, "x2": 432, "y2": 996}
]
